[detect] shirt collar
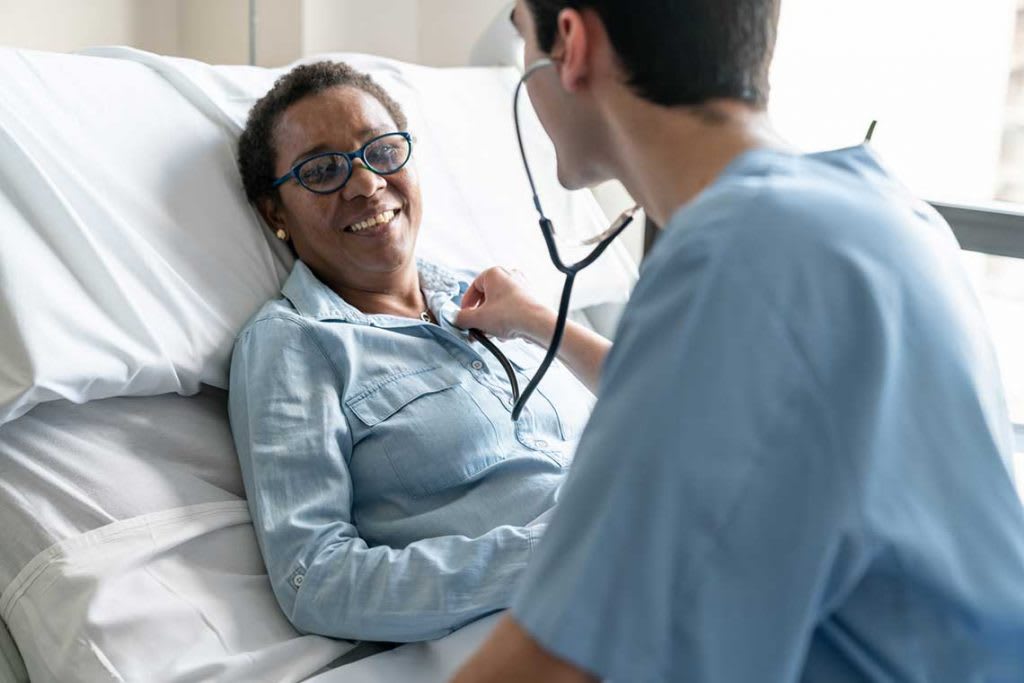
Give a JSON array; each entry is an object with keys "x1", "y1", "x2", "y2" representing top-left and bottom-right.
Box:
[{"x1": 281, "y1": 259, "x2": 467, "y2": 326}]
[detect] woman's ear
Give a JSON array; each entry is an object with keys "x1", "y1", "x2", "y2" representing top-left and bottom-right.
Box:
[{"x1": 258, "y1": 196, "x2": 289, "y2": 239}]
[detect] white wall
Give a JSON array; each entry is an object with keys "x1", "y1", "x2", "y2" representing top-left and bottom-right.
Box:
[
  {"x1": 300, "y1": 0, "x2": 509, "y2": 67},
  {"x1": 417, "y1": 0, "x2": 509, "y2": 67},
  {"x1": 177, "y1": 0, "x2": 248, "y2": 64},
  {"x1": 255, "y1": 0, "x2": 303, "y2": 67},
  {"x1": 175, "y1": 0, "x2": 302, "y2": 67},
  {"x1": 133, "y1": 0, "x2": 180, "y2": 56},
  {"x1": 302, "y1": 0, "x2": 419, "y2": 64},
  {"x1": 0, "y1": 0, "x2": 145, "y2": 52},
  {"x1": 0, "y1": 0, "x2": 511, "y2": 68}
]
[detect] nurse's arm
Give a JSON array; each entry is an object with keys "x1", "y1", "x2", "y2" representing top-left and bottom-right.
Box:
[
  {"x1": 451, "y1": 615, "x2": 596, "y2": 683},
  {"x1": 456, "y1": 267, "x2": 610, "y2": 393}
]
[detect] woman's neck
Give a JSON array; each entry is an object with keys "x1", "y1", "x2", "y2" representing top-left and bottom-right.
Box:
[{"x1": 321, "y1": 263, "x2": 426, "y2": 319}]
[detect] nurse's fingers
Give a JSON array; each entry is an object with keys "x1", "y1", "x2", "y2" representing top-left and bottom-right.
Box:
[
  {"x1": 461, "y1": 267, "x2": 514, "y2": 310},
  {"x1": 461, "y1": 277, "x2": 485, "y2": 310},
  {"x1": 455, "y1": 267, "x2": 519, "y2": 335}
]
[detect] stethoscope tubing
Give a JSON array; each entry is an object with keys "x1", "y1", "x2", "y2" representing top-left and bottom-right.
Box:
[
  {"x1": 469, "y1": 328, "x2": 521, "y2": 404},
  {"x1": 452, "y1": 58, "x2": 640, "y2": 422}
]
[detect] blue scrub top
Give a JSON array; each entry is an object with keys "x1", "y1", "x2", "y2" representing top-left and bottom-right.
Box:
[{"x1": 511, "y1": 145, "x2": 1024, "y2": 682}]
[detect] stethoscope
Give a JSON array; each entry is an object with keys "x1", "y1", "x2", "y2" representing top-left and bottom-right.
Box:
[
  {"x1": 459, "y1": 58, "x2": 640, "y2": 422},
  {"x1": 464, "y1": 65, "x2": 876, "y2": 421}
]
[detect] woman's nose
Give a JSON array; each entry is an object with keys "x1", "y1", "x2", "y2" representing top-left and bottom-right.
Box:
[{"x1": 341, "y1": 161, "x2": 387, "y2": 200}]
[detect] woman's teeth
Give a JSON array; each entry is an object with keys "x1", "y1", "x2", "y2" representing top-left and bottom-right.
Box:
[{"x1": 348, "y1": 209, "x2": 396, "y2": 232}]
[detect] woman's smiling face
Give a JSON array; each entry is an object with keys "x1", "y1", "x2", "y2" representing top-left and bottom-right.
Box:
[{"x1": 264, "y1": 85, "x2": 422, "y2": 284}]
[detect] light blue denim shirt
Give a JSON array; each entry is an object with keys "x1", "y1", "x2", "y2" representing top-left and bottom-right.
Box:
[{"x1": 228, "y1": 259, "x2": 592, "y2": 643}]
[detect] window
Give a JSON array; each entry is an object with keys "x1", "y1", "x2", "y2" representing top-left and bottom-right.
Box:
[
  {"x1": 771, "y1": 0, "x2": 1024, "y2": 500},
  {"x1": 770, "y1": 0, "x2": 1019, "y2": 205}
]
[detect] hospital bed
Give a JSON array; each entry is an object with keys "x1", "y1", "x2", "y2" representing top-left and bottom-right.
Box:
[{"x1": 0, "y1": 34, "x2": 639, "y2": 683}]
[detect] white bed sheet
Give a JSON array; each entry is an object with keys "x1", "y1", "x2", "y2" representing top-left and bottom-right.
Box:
[
  {"x1": 1, "y1": 501, "x2": 352, "y2": 683},
  {"x1": 307, "y1": 613, "x2": 504, "y2": 683},
  {"x1": 0, "y1": 617, "x2": 27, "y2": 683},
  {"x1": 0, "y1": 388, "x2": 241, "y2": 592},
  {"x1": 0, "y1": 393, "x2": 357, "y2": 682}
]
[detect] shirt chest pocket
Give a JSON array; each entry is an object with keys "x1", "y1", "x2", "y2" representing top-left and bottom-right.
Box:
[{"x1": 346, "y1": 366, "x2": 504, "y2": 499}]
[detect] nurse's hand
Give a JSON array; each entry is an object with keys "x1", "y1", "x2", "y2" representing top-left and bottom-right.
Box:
[
  {"x1": 455, "y1": 267, "x2": 556, "y2": 345},
  {"x1": 457, "y1": 267, "x2": 611, "y2": 395}
]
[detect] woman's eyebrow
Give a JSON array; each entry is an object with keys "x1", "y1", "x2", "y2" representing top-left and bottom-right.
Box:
[
  {"x1": 357, "y1": 125, "x2": 390, "y2": 140},
  {"x1": 290, "y1": 144, "x2": 329, "y2": 167}
]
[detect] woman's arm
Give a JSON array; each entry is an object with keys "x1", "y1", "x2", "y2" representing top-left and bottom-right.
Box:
[
  {"x1": 455, "y1": 267, "x2": 611, "y2": 394},
  {"x1": 229, "y1": 317, "x2": 545, "y2": 642}
]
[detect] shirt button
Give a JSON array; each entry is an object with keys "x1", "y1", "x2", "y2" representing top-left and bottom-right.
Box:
[
  {"x1": 471, "y1": 360, "x2": 484, "y2": 371},
  {"x1": 292, "y1": 574, "x2": 304, "y2": 588},
  {"x1": 534, "y1": 440, "x2": 549, "y2": 449}
]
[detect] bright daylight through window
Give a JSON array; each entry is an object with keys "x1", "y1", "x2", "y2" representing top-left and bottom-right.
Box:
[{"x1": 770, "y1": 0, "x2": 1024, "y2": 496}]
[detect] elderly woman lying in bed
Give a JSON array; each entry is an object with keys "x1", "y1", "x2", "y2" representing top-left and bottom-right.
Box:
[{"x1": 228, "y1": 61, "x2": 604, "y2": 643}]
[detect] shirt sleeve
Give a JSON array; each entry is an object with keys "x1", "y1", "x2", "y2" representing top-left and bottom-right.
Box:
[
  {"x1": 510, "y1": 222, "x2": 866, "y2": 681},
  {"x1": 228, "y1": 316, "x2": 543, "y2": 643}
]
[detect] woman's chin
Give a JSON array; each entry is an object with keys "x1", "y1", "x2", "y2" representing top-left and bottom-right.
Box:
[{"x1": 348, "y1": 238, "x2": 417, "y2": 274}]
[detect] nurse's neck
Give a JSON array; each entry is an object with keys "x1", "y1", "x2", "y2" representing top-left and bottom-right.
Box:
[{"x1": 600, "y1": 88, "x2": 792, "y2": 228}]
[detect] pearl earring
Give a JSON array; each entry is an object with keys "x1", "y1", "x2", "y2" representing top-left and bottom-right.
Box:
[{"x1": 275, "y1": 229, "x2": 288, "y2": 241}]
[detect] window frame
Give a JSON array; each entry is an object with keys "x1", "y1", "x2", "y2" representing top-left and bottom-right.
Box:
[{"x1": 931, "y1": 202, "x2": 1024, "y2": 261}]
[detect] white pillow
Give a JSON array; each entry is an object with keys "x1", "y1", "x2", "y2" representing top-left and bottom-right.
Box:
[
  {"x1": 0, "y1": 48, "x2": 290, "y2": 426},
  {"x1": 0, "y1": 47, "x2": 636, "y2": 426}
]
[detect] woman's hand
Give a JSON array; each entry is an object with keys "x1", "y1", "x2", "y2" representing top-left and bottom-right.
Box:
[{"x1": 455, "y1": 267, "x2": 556, "y2": 345}]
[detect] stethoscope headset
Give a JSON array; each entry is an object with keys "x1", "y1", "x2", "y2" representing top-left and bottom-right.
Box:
[{"x1": 467, "y1": 58, "x2": 639, "y2": 421}]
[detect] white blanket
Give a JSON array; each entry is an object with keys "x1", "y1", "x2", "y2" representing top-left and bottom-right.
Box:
[
  {"x1": 307, "y1": 613, "x2": 504, "y2": 683},
  {"x1": 1, "y1": 502, "x2": 352, "y2": 683},
  {"x1": 0, "y1": 388, "x2": 242, "y2": 592}
]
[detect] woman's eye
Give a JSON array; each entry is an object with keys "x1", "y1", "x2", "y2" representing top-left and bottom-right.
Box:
[
  {"x1": 301, "y1": 158, "x2": 344, "y2": 183},
  {"x1": 369, "y1": 146, "x2": 399, "y2": 166}
]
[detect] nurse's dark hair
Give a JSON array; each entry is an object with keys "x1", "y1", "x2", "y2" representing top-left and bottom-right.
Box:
[
  {"x1": 523, "y1": 0, "x2": 781, "y2": 109},
  {"x1": 237, "y1": 60, "x2": 408, "y2": 205}
]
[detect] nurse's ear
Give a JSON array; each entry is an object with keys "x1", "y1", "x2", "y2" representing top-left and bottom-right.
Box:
[{"x1": 550, "y1": 6, "x2": 614, "y2": 94}]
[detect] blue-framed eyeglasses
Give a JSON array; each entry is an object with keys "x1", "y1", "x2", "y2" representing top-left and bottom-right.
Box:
[{"x1": 272, "y1": 131, "x2": 413, "y2": 194}]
